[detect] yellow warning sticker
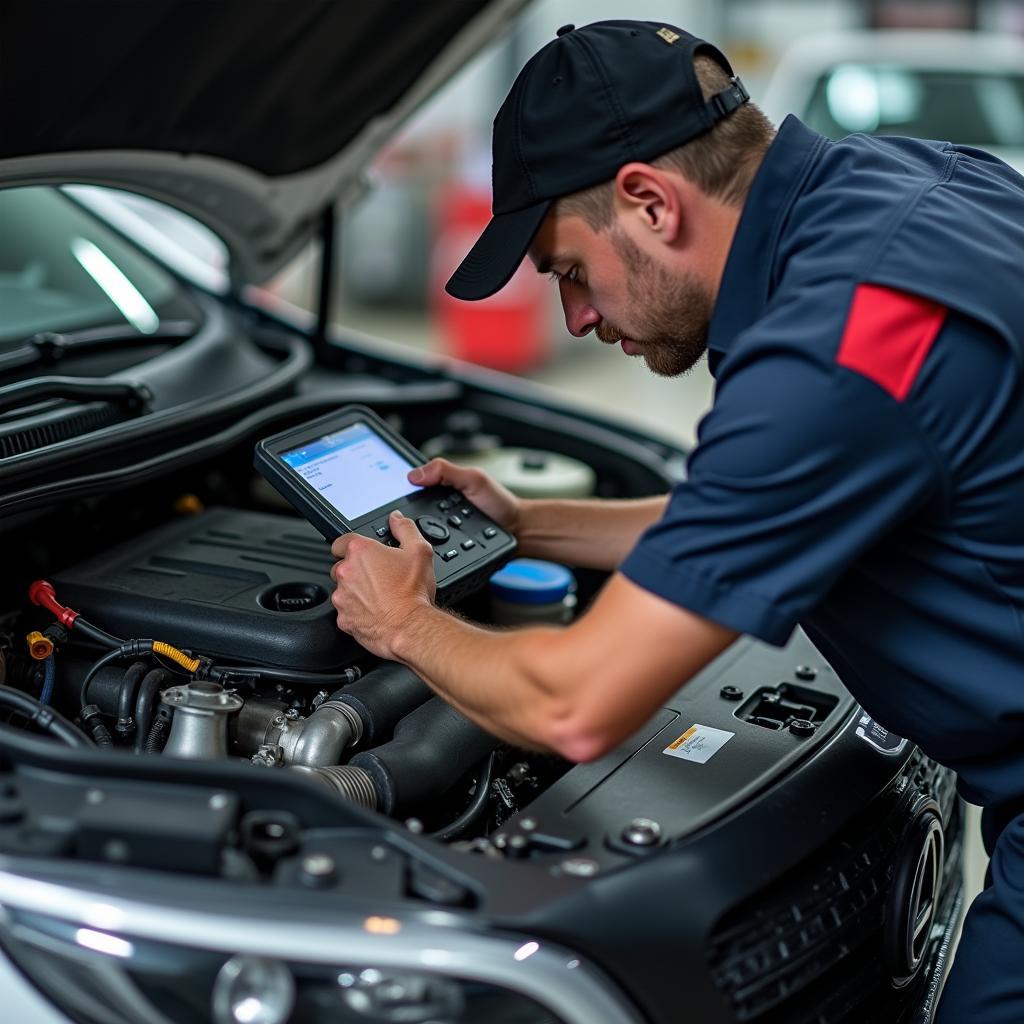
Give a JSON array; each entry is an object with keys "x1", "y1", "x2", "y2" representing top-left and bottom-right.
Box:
[{"x1": 663, "y1": 723, "x2": 734, "y2": 764}]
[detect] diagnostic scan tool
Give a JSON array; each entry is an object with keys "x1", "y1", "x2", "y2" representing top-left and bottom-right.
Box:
[{"x1": 255, "y1": 406, "x2": 516, "y2": 603}]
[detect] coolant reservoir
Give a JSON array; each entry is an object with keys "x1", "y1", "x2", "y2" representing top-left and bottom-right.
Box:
[
  {"x1": 489, "y1": 559, "x2": 577, "y2": 627},
  {"x1": 423, "y1": 411, "x2": 596, "y2": 499}
]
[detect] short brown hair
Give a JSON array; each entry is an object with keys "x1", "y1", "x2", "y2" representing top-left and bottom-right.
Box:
[{"x1": 553, "y1": 55, "x2": 776, "y2": 230}]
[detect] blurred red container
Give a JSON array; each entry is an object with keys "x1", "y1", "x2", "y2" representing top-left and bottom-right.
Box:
[{"x1": 431, "y1": 185, "x2": 548, "y2": 372}]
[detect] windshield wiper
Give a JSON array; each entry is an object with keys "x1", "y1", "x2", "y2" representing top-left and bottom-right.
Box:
[
  {"x1": 0, "y1": 376, "x2": 153, "y2": 418},
  {"x1": 0, "y1": 320, "x2": 197, "y2": 374}
]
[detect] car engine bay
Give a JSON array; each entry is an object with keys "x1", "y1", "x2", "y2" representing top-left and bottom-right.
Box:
[
  {"x1": 0, "y1": 308, "x2": 964, "y2": 1024},
  {"x1": 0, "y1": 331, "x2": 688, "y2": 846}
]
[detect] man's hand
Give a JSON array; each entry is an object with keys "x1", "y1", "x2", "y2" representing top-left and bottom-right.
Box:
[
  {"x1": 409, "y1": 458, "x2": 521, "y2": 535},
  {"x1": 330, "y1": 511, "x2": 436, "y2": 659}
]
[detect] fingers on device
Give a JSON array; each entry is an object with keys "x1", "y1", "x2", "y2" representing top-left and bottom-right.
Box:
[{"x1": 254, "y1": 405, "x2": 517, "y2": 604}]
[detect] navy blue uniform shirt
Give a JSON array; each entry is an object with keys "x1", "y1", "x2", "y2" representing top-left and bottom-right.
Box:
[{"x1": 620, "y1": 117, "x2": 1024, "y2": 806}]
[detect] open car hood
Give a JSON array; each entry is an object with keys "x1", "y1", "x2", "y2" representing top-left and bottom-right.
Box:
[{"x1": 0, "y1": 0, "x2": 527, "y2": 285}]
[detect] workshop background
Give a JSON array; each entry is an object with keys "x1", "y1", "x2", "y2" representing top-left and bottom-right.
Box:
[{"x1": 251, "y1": 0, "x2": 1024, "y2": 926}]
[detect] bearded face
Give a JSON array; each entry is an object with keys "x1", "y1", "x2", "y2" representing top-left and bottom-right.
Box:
[{"x1": 594, "y1": 229, "x2": 713, "y2": 377}]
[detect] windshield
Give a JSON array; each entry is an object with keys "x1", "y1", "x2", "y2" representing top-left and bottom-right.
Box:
[
  {"x1": 803, "y1": 67, "x2": 1024, "y2": 148},
  {"x1": 0, "y1": 187, "x2": 201, "y2": 346}
]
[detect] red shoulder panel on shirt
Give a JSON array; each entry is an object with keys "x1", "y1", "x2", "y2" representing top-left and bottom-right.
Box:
[{"x1": 836, "y1": 284, "x2": 947, "y2": 401}]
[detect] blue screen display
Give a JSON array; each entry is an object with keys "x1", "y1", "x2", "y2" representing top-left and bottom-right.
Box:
[{"x1": 281, "y1": 422, "x2": 421, "y2": 520}]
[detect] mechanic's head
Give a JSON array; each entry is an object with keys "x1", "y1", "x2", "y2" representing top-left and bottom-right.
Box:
[{"x1": 445, "y1": 21, "x2": 775, "y2": 377}]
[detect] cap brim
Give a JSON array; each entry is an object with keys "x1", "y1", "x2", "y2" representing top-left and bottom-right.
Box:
[{"x1": 444, "y1": 199, "x2": 551, "y2": 301}]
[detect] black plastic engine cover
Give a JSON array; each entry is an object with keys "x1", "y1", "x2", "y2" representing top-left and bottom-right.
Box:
[{"x1": 54, "y1": 507, "x2": 357, "y2": 670}]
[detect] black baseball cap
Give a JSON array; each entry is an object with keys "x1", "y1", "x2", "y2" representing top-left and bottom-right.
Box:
[{"x1": 445, "y1": 20, "x2": 748, "y2": 301}]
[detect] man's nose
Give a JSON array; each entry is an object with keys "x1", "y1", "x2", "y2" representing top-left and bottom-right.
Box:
[{"x1": 560, "y1": 284, "x2": 601, "y2": 338}]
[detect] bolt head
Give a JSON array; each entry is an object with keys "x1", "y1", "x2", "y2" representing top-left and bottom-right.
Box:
[
  {"x1": 795, "y1": 665, "x2": 818, "y2": 681},
  {"x1": 102, "y1": 839, "x2": 130, "y2": 862},
  {"x1": 301, "y1": 853, "x2": 336, "y2": 877},
  {"x1": 561, "y1": 857, "x2": 600, "y2": 877},
  {"x1": 519, "y1": 817, "x2": 537, "y2": 832},
  {"x1": 621, "y1": 818, "x2": 662, "y2": 847}
]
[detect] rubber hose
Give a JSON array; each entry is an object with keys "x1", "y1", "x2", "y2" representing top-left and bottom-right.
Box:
[
  {"x1": 431, "y1": 751, "x2": 497, "y2": 842},
  {"x1": 116, "y1": 662, "x2": 149, "y2": 737},
  {"x1": 79, "y1": 704, "x2": 112, "y2": 748},
  {"x1": 73, "y1": 617, "x2": 124, "y2": 648},
  {"x1": 134, "y1": 669, "x2": 168, "y2": 753},
  {"x1": 0, "y1": 685, "x2": 92, "y2": 748},
  {"x1": 350, "y1": 698, "x2": 501, "y2": 816},
  {"x1": 332, "y1": 663, "x2": 432, "y2": 748},
  {"x1": 80, "y1": 647, "x2": 128, "y2": 708},
  {"x1": 144, "y1": 712, "x2": 170, "y2": 754},
  {"x1": 39, "y1": 655, "x2": 56, "y2": 706}
]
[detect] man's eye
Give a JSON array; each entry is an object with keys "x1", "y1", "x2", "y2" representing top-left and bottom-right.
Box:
[{"x1": 549, "y1": 266, "x2": 581, "y2": 285}]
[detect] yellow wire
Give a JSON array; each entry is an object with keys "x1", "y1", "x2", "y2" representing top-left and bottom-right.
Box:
[{"x1": 152, "y1": 641, "x2": 201, "y2": 674}]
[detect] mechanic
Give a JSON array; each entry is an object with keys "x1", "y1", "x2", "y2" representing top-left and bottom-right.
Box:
[{"x1": 329, "y1": 21, "x2": 1024, "y2": 1021}]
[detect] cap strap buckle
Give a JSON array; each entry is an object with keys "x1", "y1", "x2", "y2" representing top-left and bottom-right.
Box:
[{"x1": 708, "y1": 76, "x2": 750, "y2": 121}]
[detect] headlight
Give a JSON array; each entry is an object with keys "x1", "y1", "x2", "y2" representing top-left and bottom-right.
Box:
[
  {"x1": 0, "y1": 870, "x2": 644, "y2": 1024},
  {"x1": 0, "y1": 908, "x2": 565, "y2": 1024}
]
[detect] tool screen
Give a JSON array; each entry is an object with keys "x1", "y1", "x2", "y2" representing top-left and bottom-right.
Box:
[{"x1": 281, "y1": 422, "x2": 421, "y2": 521}]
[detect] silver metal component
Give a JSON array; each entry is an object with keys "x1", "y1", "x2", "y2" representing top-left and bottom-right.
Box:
[
  {"x1": 279, "y1": 700, "x2": 363, "y2": 768},
  {"x1": 232, "y1": 698, "x2": 287, "y2": 753},
  {"x1": 370, "y1": 845, "x2": 389, "y2": 862},
  {"x1": 560, "y1": 857, "x2": 600, "y2": 877},
  {"x1": 0, "y1": 866, "x2": 644, "y2": 1024},
  {"x1": 161, "y1": 681, "x2": 243, "y2": 760},
  {"x1": 340, "y1": 968, "x2": 464, "y2": 1020},
  {"x1": 209, "y1": 793, "x2": 231, "y2": 810},
  {"x1": 85, "y1": 789, "x2": 105, "y2": 805},
  {"x1": 251, "y1": 744, "x2": 285, "y2": 768},
  {"x1": 621, "y1": 818, "x2": 662, "y2": 848},
  {"x1": 300, "y1": 853, "x2": 336, "y2": 879},
  {"x1": 405, "y1": 818, "x2": 424, "y2": 834},
  {"x1": 519, "y1": 817, "x2": 537, "y2": 832},
  {"x1": 296, "y1": 764, "x2": 378, "y2": 809},
  {"x1": 234, "y1": 698, "x2": 362, "y2": 768}
]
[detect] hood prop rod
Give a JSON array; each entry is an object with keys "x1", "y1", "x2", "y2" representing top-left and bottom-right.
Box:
[{"x1": 314, "y1": 202, "x2": 336, "y2": 364}]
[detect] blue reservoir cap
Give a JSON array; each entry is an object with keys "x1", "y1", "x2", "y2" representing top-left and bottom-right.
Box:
[{"x1": 489, "y1": 559, "x2": 575, "y2": 605}]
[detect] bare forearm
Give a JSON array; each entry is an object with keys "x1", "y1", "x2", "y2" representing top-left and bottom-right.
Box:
[
  {"x1": 515, "y1": 495, "x2": 669, "y2": 569},
  {"x1": 392, "y1": 604, "x2": 565, "y2": 749},
  {"x1": 388, "y1": 574, "x2": 736, "y2": 763}
]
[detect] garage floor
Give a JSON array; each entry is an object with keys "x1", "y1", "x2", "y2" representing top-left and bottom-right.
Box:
[{"x1": 337, "y1": 303, "x2": 988, "y2": 953}]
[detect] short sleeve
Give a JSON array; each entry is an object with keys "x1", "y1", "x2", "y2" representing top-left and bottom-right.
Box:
[{"x1": 620, "y1": 284, "x2": 945, "y2": 645}]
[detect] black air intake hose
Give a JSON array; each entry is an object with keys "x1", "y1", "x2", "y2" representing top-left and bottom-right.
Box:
[
  {"x1": 134, "y1": 668, "x2": 169, "y2": 753},
  {"x1": 349, "y1": 698, "x2": 500, "y2": 815},
  {"x1": 116, "y1": 662, "x2": 149, "y2": 739},
  {"x1": 332, "y1": 663, "x2": 432, "y2": 748}
]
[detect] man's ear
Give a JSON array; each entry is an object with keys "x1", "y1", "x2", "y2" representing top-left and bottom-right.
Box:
[{"x1": 613, "y1": 163, "x2": 683, "y2": 244}]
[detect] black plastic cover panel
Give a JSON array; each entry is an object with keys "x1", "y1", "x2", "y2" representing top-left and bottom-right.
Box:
[
  {"x1": 54, "y1": 507, "x2": 357, "y2": 670},
  {"x1": 504, "y1": 631, "x2": 856, "y2": 861}
]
